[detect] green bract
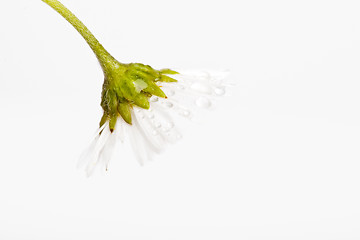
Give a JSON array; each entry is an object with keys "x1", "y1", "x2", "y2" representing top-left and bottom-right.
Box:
[
  {"x1": 100, "y1": 63, "x2": 178, "y2": 131},
  {"x1": 42, "y1": 0, "x2": 178, "y2": 131}
]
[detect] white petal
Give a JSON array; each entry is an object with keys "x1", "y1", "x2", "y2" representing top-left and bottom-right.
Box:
[
  {"x1": 78, "y1": 122, "x2": 107, "y2": 169},
  {"x1": 126, "y1": 118, "x2": 149, "y2": 165},
  {"x1": 115, "y1": 117, "x2": 126, "y2": 143},
  {"x1": 98, "y1": 129, "x2": 117, "y2": 171},
  {"x1": 84, "y1": 122, "x2": 112, "y2": 177}
]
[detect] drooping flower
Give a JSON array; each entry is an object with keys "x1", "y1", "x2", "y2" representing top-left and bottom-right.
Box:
[{"x1": 42, "y1": 0, "x2": 230, "y2": 176}]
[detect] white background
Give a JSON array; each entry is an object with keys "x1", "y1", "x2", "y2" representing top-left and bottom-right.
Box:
[{"x1": 1, "y1": 0, "x2": 360, "y2": 239}]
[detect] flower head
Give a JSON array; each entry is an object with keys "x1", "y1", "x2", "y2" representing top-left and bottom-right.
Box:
[
  {"x1": 98, "y1": 62, "x2": 179, "y2": 131},
  {"x1": 79, "y1": 70, "x2": 229, "y2": 176},
  {"x1": 42, "y1": 0, "x2": 230, "y2": 176}
]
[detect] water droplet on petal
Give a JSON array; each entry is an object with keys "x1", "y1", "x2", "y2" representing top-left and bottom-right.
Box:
[
  {"x1": 214, "y1": 87, "x2": 225, "y2": 96},
  {"x1": 191, "y1": 82, "x2": 213, "y2": 94},
  {"x1": 162, "y1": 121, "x2": 175, "y2": 132},
  {"x1": 148, "y1": 112, "x2": 155, "y2": 119},
  {"x1": 164, "y1": 102, "x2": 174, "y2": 108},
  {"x1": 150, "y1": 96, "x2": 159, "y2": 102},
  {"x1": 180, "y1": 109, "x2": 191, "y2": 117},
  {"x1": 168, "y1": 122, "x2": 175, "y2": 128},
  {"x1": 167, "y1": 90, "x2": 175, "y2": 96},
  {"x1": 154, "y1": 122, "x2": 162, "y2": 128},
  {"x1": 196, "y1": 97, "x2": 212, "y2": 108},
  {"x1": 197, "y1": 71, "x2": 210, "y2": 80}
]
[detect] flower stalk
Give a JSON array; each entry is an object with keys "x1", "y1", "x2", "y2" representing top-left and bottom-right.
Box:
[{"x1": 42, "y1": 0, "x2": 118, "y2": 73}]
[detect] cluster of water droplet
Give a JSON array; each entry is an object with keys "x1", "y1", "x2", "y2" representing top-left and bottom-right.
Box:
[
  {"x1": 135, "y1": 106, "x2": 180, "y2": 142},
  {"x1": 149, "y1": 71, "x2": 229, "y2": 127},
  {"x1": 132, "y1": 70, "x2": 228, "y2": 158}
]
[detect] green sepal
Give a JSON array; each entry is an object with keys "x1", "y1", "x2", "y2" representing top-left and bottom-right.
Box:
[
  {"x1": 159, "y1": 75, "x2": 178, "y2": 83},
  {"x1": 99, "y1": 113, "x2": 108, "y2": 128},
  {"x1": 143, "y1": 82, "x2": 167, "y2": 98},
  {"x1": 118, "y1": 102, "x2": 132, "y2": 125},
  {"x1": 119, "y1": 78, "x2": 138, "y2": 100},
  {"x1": 125, "y1": 69, "x2": 166, "y2": 98},
  {"x1": 103, "y1": 89, "x2": 118, "y2": 114},
  {"x1": 160, "y1": 69, "x2": 179, "y2": 75},
  {"x1": 133, "y1": 94, "x2": 150, "y2": 109},
  {"x1": 131, "y1": 63, "x2": 159, "y2": 78},
  {"x1": 109, "y1": 115, "x2": 117, "y2": 132}
]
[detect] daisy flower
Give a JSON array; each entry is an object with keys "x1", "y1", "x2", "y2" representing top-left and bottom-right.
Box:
[{"x1": 42, "y1": 0, "x2": 230, "y2": 176}]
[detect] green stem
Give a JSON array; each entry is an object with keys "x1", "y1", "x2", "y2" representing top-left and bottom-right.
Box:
[{"x1": 42, "y1": 0, "x2": 116, "y2": 72}]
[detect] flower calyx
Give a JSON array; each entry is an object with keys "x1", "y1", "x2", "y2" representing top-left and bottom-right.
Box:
[{"x1": 99, "y1": 62, "x2": 179, "y2": 132}]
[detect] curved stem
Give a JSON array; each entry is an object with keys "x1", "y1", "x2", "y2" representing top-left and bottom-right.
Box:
[{"x1": 42, "y1": 0, "x2": 116, "y2": 72}]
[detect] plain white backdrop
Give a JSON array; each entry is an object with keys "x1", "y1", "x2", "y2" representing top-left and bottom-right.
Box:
[{"x1": 1, "y1": 0, "x2": 360, "y2": 239}]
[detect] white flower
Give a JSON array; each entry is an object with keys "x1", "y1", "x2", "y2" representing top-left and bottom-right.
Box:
[
  {"x1": 41, "y1": 0, "x2": 232, "y2": 176},
  {"x1": 78, "y1": 70, "x2": 230, "y2": 176}
]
